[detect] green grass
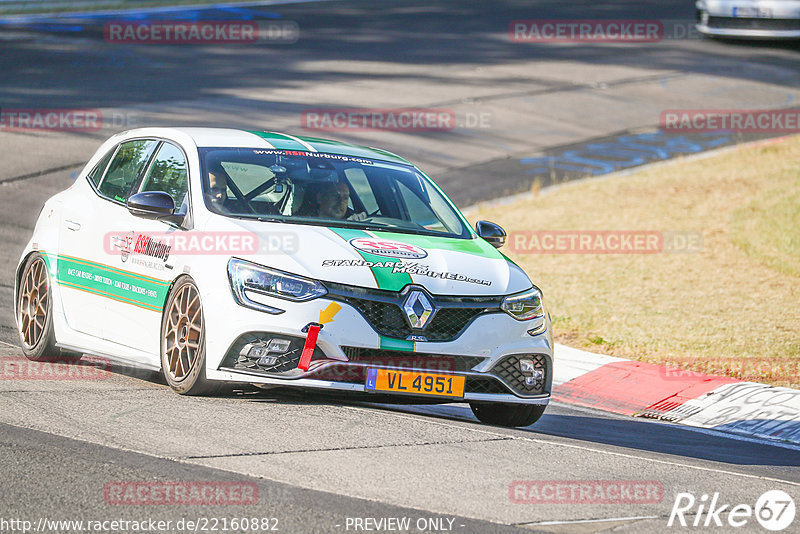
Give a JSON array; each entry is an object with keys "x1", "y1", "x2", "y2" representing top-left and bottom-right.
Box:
[
  {"x1": 470, "y1": 136, "x2": 800, "y2": 387},
  {"x1": 732, "y1": 172, "x2": 800, "y2": 278}
]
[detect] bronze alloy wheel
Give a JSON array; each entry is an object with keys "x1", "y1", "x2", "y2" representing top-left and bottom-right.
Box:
[
  {"x1": 17, "y1": 253, "x2": 79, "y2": 362},
  {"x1": 164, "y1": 282, "x2": 203, "y2": 382},
  {"x1": 18, "y1": 256, "x2": 49, "y2": 349},
  {"x1": 161, "y1": 277, "x2": 221, "y2": 395}
]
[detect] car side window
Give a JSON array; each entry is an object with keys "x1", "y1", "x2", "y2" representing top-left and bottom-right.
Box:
[
  {"x1": 97, "y1": 139, "x2": 158, "y2": 203},
  {"x1": 139, "y1": 142, "x2": 189, "y2": 207},
  {"x1": 87, "y1": 147, "x2": 116, "y2": 188}
]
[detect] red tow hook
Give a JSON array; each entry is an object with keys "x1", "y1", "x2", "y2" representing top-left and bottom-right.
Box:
[{"x1": 297, "y1": 322, "x2": 323, "y2": 371}]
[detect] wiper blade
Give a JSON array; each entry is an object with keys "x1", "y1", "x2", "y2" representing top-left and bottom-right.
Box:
[{"x1": 257, "y1": 217, "x2": 285, "y2": 223}]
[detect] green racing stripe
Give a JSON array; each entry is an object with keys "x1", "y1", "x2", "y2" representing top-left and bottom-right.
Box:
[
  {"x1": 247, "y1": 131, "x2": 311, "y2": 151},
  {"x1": 42, "y1": 252, "x2": 170, "y2": 312},
  {"x1": 368, "y1": 230, "x2": 500, "y2": 258},
  {"x1": 327, "y1": 227, "x2": 413, "y2": 292}
]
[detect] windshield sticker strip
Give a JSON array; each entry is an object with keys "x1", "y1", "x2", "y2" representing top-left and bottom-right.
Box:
[
  {"x1": 53, "y1": 255, "x2": 170, "y2": 312},
  {"x1": 327, "y1": 228, "x2": 413, "y2": 291},
  {"x1": 249, "y1": 148, "x2": 374, "y2": 165}
]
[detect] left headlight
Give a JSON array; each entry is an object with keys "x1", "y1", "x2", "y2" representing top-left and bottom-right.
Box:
[
  {"x1": 228, "y1": 258, "x2": 327, "y2": 313},
  {"x1": 501, "y1": 287, "x2": 544, "y2": 321}
]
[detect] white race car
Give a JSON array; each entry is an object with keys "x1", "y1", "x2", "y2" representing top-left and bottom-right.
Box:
[
  {"x1": 696, "y1": 0, "x2": 800, "y2": 38},
  {"x1": 15, "y1": 128, "x2": 553, "y2": 427}
]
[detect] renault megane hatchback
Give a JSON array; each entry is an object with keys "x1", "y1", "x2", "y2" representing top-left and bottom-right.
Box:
[{"x1": 16, "y1": 128, "x2": 553, "y2": 427}]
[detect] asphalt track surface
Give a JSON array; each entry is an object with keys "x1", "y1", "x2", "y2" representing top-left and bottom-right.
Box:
[{"x1": 0, "y1": 1, "x2": 799, "y2": 533}]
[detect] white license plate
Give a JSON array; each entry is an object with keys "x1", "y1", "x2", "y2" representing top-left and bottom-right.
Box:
[{"x1": 732, "y1": 7, "x2": 774, "y2": 18}]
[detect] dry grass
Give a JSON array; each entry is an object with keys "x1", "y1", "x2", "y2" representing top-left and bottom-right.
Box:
[{"x1": 470, "y1": 137, "x2": 800, "y2": 387}]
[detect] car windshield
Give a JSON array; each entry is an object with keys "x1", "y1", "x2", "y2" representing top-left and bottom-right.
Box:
[{"x1": 199, "y1": 148, "x2": 470, "y2": 238}]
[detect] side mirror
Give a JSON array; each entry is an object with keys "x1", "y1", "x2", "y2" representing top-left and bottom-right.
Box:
[
  {"x1": 127, "y1": 192, "x2": 180, "y2": 223},
  {"x1": 476, "y1": 220, "x2": 506, "y2": 249}
]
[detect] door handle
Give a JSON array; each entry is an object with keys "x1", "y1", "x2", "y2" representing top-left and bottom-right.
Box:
[{"x1": 65, "y1": 219, "x2": 81, "y2": 231}]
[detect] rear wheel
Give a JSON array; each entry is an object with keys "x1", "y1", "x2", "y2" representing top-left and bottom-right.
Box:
[
  {"x1": 17, "y1": 253, "x2": 80, "y2": 362},
  {"x1": 160, "y1": 277, "x2": 221, "y2": 395},
  {"x1": 470, "y1": 402, "x2": 546, "y2": 427}
]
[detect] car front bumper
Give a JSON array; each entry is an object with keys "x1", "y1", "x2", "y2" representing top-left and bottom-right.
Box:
[
  {"x1": 696, "y1": 0, "x2": 800, "y2": 38},
  {"x1": 201, "y1": 283, "x2": 553, "y2": 405}
]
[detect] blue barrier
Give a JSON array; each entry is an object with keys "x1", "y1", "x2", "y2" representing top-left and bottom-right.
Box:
[{"x1": 521, "y1": 131, "x2": 732, "y2": 176}]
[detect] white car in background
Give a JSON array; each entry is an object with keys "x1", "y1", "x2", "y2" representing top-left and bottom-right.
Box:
[
  {"x1": 696, "y1": 0, "x2": 800, "y2": 38},
  {"x1": 15, "y1": 128, "x2": 553, "y2": 427}
]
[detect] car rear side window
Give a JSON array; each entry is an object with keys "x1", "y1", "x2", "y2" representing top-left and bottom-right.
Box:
[
  {"x1": 97, "y1": 139, "x2": 158, "y2": 203},
  {"x1": 87, "y1": 148, "x2": 115, "y2": 188},
  {"x1": 139, "y1": 142, "x2": 189, "y2": 207}
]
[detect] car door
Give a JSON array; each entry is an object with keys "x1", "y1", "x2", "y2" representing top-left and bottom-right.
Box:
[
  {"x1": 102, "y1": 140, "x2": 191, "y2": 357},
  {"x1": 56, "y1": 139, "x2": 159, "y2": 339}
]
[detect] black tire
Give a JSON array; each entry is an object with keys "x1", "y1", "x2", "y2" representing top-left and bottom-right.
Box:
[
  {"x1": 470, "y1": 402, "x2": 546, "y2": 428},
  {"x1": 160, "y1": 276, "x2": 222, "y2": 395},
  {"x1": 17, "y1": 253, "x2": 81, "y2": 363}
]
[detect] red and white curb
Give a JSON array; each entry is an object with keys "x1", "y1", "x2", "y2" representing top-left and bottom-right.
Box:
[{"x1": 553, "y1": 343, "x2": 800, "y2": 446}]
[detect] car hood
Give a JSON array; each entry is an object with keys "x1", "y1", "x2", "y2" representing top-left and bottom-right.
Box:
[{"x1": 211, "y1": 218, "x2": 532, "y2": 296}]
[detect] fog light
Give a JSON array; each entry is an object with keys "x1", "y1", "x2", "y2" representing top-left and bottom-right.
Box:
[
  {"x1": 241, "y1": 339, "x2": 291, "y2": 358},
  {"x1": 257, "y1": 355, "x2": 279, "y2": 366},
  {"x1": 266, "y1": 338, "x2": 291, "y2": 353},
  {"x1": 525, "y1": 370, "x2": 544, "y2": 385},
  {"x1": 241, "y1": 343, "x2": 268, "y2": 360},
  {"x1": 519, "y1": 359, "x2": 535, "y2": 373}
]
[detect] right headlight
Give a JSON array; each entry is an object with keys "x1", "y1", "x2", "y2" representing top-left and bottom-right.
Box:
[{"x1": 501, "y1": 287, "x2": 544, "y2": 321}]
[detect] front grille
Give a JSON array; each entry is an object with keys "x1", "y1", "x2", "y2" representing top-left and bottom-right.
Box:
[
  {"x1": 324, "y1": 281, "x2": 502, "y2": 342},
  {"x1": 342, "y1": 346, "x2": 485, "y2": 373},
  {"x1": 342, "y1": 299, "x2": 408, "y2": 339},
  {"x1": 491, "y1": 354, "x2": 547, "y2": 395},
  {"x1": 426, "y1": 308, "x2": 485, "y2": 340},
  {"x1": 307, "y1": 348, "x2": 485, "y2": 384},
  {"x1": 466, "y1": 376, "x2": 509, "y2": 395},
  {"x1": 707, "y1": 16, "x2": 800, "y2": 31}
]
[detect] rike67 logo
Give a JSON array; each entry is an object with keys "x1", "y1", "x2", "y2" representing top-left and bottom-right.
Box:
[{"x1": 668, "y1": 490, "x2": 795, "y2": 531}]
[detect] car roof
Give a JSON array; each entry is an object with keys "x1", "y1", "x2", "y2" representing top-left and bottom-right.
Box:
[{"x1": 116, "y1": 127, "x2": 413, "y2": 166}]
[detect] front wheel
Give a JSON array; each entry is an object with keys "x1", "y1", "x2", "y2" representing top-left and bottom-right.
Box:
[
  {"x1": 470, "y1": 402, "x2": 546, "y2": 427},
  {"x1": 160, "y1": 277, "x2": 221, "y2": 395}
]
